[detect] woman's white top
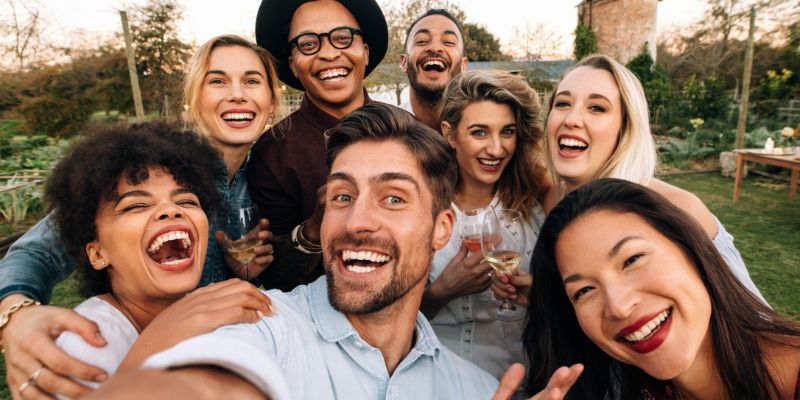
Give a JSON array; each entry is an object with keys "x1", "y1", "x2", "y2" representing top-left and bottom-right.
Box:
[
  {"x1": 429, "y1": 197, "x2": 546, "y2": 379},
  {"x1": 55, "y1": 297, "x2": 138, "y2": 391}
]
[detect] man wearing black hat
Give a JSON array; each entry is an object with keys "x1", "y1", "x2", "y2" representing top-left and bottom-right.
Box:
[
  {"x1": 247, "y1": 0, "x2": 389, "y2": 291},
  {"x1": 400, "y1": 9, "x2": 467, "y2": 131}
]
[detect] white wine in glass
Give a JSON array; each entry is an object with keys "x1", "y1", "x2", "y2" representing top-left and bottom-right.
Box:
[
  {"x1": 481, "y1": 208, "x2": 527, "y2": 321},
  {"x1": 225, "y1": 205, "x2": 261, "y2": 280}
]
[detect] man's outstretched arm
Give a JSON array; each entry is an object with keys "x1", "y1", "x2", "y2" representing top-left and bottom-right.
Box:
[{"x1": 83, "y1": 366, "x2": 267, "y2": 400}]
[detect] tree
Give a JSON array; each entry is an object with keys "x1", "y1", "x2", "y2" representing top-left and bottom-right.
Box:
[
  {"x1": 509, "y1": 22, "x2": 563, "y2": 61},
  {"x1": 129, "y1": 0, "x2": 191, "y2": 115},
  {"x1": 574, "y1": 23, "x2": 597, "y2": 61},
  {"x1": 17, "y1": 59, "x2": 98, "y2": 137},
  {"x1": 463, "y1": 23, "x2": 510, "y2": 61},
  {"x1": 0, "y1": 0, "x2": 47, "y2": 71}
]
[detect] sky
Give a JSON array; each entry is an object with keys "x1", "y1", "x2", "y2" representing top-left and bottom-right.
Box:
[{"x1": 31, "y1": 0, "x2": 710, "y2": 59}]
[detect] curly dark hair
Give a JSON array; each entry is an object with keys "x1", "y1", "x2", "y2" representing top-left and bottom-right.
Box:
[{"x1": 45, "y1": 122, "x2": 223, "y2": 297}]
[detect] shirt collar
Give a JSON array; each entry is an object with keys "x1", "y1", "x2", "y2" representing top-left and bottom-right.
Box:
[
  {"x1": 298, "y1": 88, "x2": 373, "y2": 132},
  {"x1": 308, "y1": 276, "x2": 441, "y2": 356}
]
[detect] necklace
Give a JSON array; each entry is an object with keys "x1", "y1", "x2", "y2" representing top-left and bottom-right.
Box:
[{"x1": 110, "y1": 292, "x2": 143, "y2": 334}]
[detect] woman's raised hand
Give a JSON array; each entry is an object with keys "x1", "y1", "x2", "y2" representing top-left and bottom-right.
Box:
[
  {"x1": 492, "y1": 363, "x2": 583, "y2": 400},
  {"x1": 117, "y1": 279, "x2": 273, "y2": 371},
  {"x1": 1, "y1": 294, "x2": 108, "y2": 399}
]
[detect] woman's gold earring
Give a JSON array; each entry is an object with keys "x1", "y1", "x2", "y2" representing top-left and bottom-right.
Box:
[{"x1": 265, "y1": 113, "x2": 275, "y2": 130}]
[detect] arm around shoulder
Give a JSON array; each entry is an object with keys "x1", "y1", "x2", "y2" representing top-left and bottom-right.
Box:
[
  {"x1": 0, "y1": 212, "x2": 77, "y2": 303},
  {"x1": 649, "y1": 179, "x2": 718, "y2": 239}
]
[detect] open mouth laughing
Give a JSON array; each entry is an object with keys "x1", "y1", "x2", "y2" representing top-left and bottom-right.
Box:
[
  {"x1": 558, "y1": 136, "x2": 588, "y2": 153},
  {"x1": 317, "y1": 67, "x2": 350, "y2": 82},
  {"x1": 477, "y1": 157, "x2": 503, "y2": 172},
  {"x1": 146, "y1": 228, "x2": 195, "y2": 271},
  {"x1": 220, "y1": 110, "x2": 256, "y2": 128},
  {"x1": 419, "y1": 57, "x2": 448, "y2": 73},
  {"x1": 616, "y1": 307, "x2": 673, "y2": 354},
  {"x1": 340, "y1": 249, "x2": 392, "y2": 273}
]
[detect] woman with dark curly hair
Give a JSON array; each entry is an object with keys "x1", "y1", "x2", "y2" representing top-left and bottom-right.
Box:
[
  {"x1": 0, "y1": 35, "x2": 280, "y2": 398},
  {"x1": 519, "y1": 179, "x2": 800, "y2": 399},
  {"x1": 40, "y1": 123, "x2": 273, "y2": 396}
]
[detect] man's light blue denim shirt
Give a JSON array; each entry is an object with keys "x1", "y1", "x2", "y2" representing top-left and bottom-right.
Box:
[
  {"x1": 144, "y1": 276, "x2": 499, "y2": 399},
  {"x1": 0, "y1": 156, "x2": 248, "y2": 303}
]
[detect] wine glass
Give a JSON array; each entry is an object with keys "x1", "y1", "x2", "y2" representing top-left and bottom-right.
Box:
[
  {"x1": 462, "y1": 206, "x2": 486, "y2": 254},
  {"x1": 224, "y1": 204, "x2": 262, "y2": 280},
  {"x1": 480, "y1": 208, "x2": 527, "y2": 321}
]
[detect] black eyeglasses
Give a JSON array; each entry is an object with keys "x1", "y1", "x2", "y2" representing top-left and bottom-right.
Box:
[{"x1": 288, "y1": 27, "x2": 361, "y2": 56}]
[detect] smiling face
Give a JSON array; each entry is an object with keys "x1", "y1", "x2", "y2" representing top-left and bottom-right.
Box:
[
  {"x1": 288, "y1": 0, "x2": 368, "y2": 117},
  {"x1": 444, "y1": 101, "x2": 516, "y2": 192},
  {"x1": 86, "y1": 168, "x2": 208, "y2": 302},
  {"x1": 547, "y1": 66, "x2": 624, "y2": 190},
  {"x1": 198, "y1": 45, "x2": 274, "y2": 149},
  {"x1": 321, "y1": 140, "x2": 452, "y2": 314},
  {"x1": 557, "y1": 210, "x2": 712, "y2": 380},
  {"x1": 401, "y1": 14, "x2": 466, "y2": 102}
]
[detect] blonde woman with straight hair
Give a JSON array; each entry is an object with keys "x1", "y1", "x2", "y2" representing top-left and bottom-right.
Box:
[
  {"x1": 492, "y1": 54, "x2": 766, "y2": 306},
  {"x1": 421, "y1": 70, "x2": 550, "y2": 380}
]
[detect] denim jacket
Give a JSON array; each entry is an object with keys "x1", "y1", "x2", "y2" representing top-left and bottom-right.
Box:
[{"x1": 0, "y1": 157, "x2": 248, "y2": 303}]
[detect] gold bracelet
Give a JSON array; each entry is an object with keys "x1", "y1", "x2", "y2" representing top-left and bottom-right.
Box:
[{"x1": 0, "y1": 298, "x2": 41, "y2": 353}]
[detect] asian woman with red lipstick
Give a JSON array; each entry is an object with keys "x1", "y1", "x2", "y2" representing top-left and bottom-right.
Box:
[
  {"x1": 419, "y1": 70, "x2": 549, "y2": 380},
  {"x1": 522, "y1": 178, "x2": 800, "y2": 400}
]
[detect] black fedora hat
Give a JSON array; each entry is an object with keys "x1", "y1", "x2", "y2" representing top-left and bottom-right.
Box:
[{"x1": 255, "y1": 0, "x2": 388, "y2": 91}]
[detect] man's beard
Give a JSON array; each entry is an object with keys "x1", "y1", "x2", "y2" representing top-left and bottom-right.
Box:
[
  {"x1": 405, "y1": 58, "x2": 462, "y2": 105},
  {"x1": 324, "y1": 231, "x2": 432, "y2": 315}
]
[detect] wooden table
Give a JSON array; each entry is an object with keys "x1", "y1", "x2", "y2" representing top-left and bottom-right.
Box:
[{"x1": 732, "y1": 149, "x2": 800, "y2": 203}]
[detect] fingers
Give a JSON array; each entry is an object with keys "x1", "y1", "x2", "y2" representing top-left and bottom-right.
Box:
[
  {"x1": 214, "y1": 231, "x2": 231, "y2": 247},
  {"x1": 183, "y1": 279, "x2": 273, "y2": 316},
  {"x1": 24, "y1": 336, "x2": 108, "y2": 382},
  {"x1": 491, "y1": 363, "x2": 525, "y2": 400},
  {"x1": 9, "y1": 343, "x2": 101, "y2": 399},
  {"x1": 534, "y1": 364, "x2": 584, "y2": 400},
  {"x1": 54, "y1": 311, "x2": 106, "y2": 347}
]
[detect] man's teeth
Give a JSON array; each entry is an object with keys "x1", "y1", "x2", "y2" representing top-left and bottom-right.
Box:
[
  {"x1": 624, "y1": 309, "x2": 671, "y2": 343},
  {"x1": 478, "y1": 159, "x2": 500, "y2": 167},
  {"x1": 347, "y1": 265, "x2": 377, "y2": 273},
  {"x1": 424, "y1": 60, "x2": 445, "y2": 68},
  {"x1": 148, "y1": 231, "x2": 191, "y2": 254},
  {"x1": 222, "y1": 112, "x2": 254, "y2": 121},
  {"x1": 319, "y1": 68, "x2": 349, "y2": 80},
  {"x1": 559, "y1": 137, "x2": 588, "y2": 148},
  {"x1": 342, "y1": 250, "x2": 390, "y2": 263}
]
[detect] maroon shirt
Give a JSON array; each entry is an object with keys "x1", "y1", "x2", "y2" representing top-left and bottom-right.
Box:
[{"x1": 247, "y1": 92, "x2": 372, "y2": 235}]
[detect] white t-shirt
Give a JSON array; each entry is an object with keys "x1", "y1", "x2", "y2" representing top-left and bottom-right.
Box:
[
  {"x1": 428, "y1": 197, "x2": 546, "y2": 379},
  {"x1": 55, "y1": 297, "x2": 138, "y2": 390}
]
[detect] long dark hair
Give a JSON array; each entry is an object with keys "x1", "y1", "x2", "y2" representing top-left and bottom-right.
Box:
[{"x1": 524, "y1": 178, "x2": 800, "y2": 399}]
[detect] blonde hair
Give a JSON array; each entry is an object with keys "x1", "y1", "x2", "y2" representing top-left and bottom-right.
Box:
[
  {"x1": 547, "y1": 54, "x2": 656, "y2": 198},
  {"x1": 182, "y1": 35, "x2": 279, "y2": 135},
  {"x1": 441, "y1": 70, "x2": 547, "y2": 220}
]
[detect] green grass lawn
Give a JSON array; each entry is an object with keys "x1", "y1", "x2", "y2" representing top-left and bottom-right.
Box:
[
  {"x1": 662, "y1": 172, "x2": 800, "y2": 319},
  {"x1": 0, "y1": 172, "x2": 797, "y2": 397}
]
